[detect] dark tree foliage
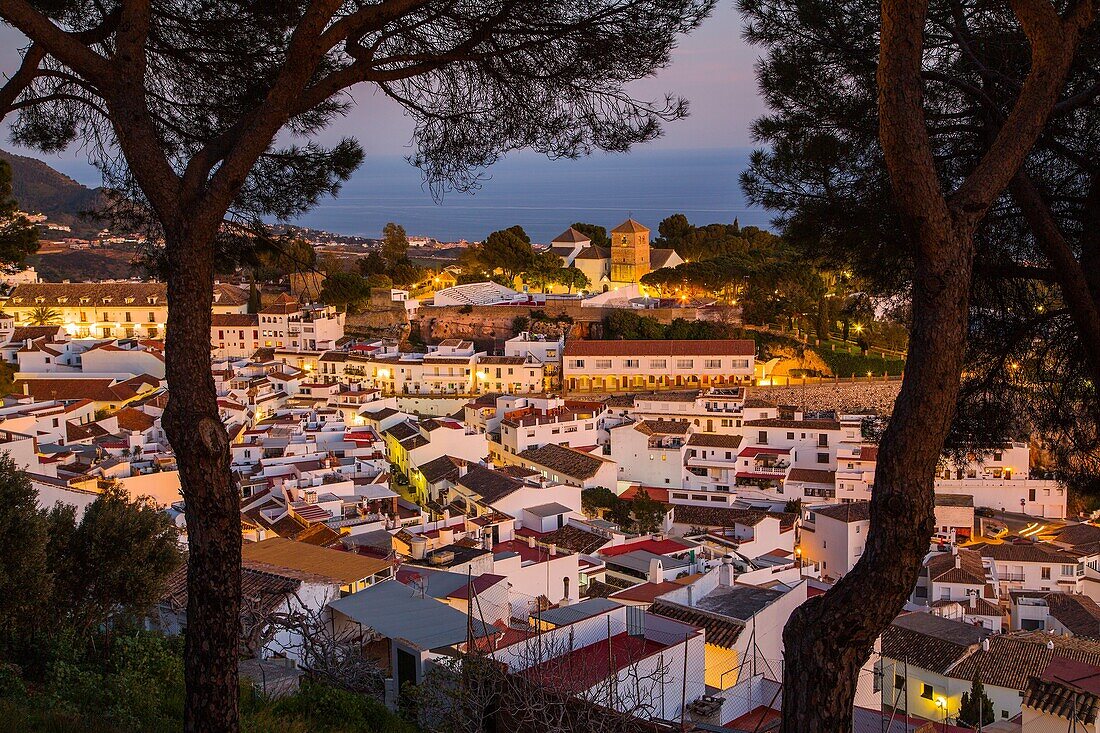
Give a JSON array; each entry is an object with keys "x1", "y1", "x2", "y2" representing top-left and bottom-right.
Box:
[
  {"x1": 570, "y1": 221, "x2": 609, "y2": 248},
  {"x1": 0, "y1": 463, "x2": 181, "y2": 648},
  {"x1": 465, "y1": 227, "x2": 535, "y2": 280},
  {"x1": 357, "y1": 250, "x2": 386, "y2": 277},
  {"x1": 506, "y1": 224, "x2": 531, "y2": 244},
  {"x1": 0, "y1": 455, "x2": 50, "y2": 637},
  {"x1": 957, "y1": 672, "x2": 995, "y2": 729},
  {"x1": 246, "y1": 282, "x2": 261, "y2": 314},
  {"x1": 739, "y1": 0, "x2": 1100, "y2": 486},
  {"x1": 380, "y1": 221, "x2": 408, "y2": 269},
  {"x1": 0, "y1": 2, "x2": 714, "y2": 730},
  {"x1": 653, "y1": 212, "x2": 692, "y2": 248},
  {"x1": 319, "y1": 271, "x2": 372, "y2": 312},
  {"x1": 46, "y1": 485, "x2": 183, "y2": 634},
  {"x1": 0, "y1": 159, "x2": 39, "y2": 265}
]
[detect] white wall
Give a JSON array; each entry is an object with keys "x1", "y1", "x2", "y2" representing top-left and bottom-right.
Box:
[{"x1": 934, "y1": 478, "x2": 1066, "y2": 519}]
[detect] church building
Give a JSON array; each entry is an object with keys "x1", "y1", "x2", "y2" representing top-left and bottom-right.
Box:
[{"x1": 546, "y1": 219, "x2": 681, "y2": 292}]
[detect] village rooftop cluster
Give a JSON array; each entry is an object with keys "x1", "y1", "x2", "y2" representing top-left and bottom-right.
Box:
[{"x1": 0, "y1": 269, "x2": 1091, "y2": 733}]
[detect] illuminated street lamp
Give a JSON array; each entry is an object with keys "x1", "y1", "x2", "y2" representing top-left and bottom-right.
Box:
[{"x1": 936, "y1": 696, "x2": 948, "y2": 732}]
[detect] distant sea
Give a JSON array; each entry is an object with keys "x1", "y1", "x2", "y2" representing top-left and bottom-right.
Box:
[
  {"x1": 36, "y1": 146, "x2": 768, "y2": 243},
  {"x1": 291, "y1": 147, "x2": 767, "y2": 243}
]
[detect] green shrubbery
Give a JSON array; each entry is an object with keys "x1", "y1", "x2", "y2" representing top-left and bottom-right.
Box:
[
  {"x1": 813, "y1": 346, "x2": 905, "y2": 377},
  {"x1": 0, "y1": 630, "x2": 411, "y2": 733}
]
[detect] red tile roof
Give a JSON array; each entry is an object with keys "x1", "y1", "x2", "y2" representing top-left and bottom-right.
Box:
[
  {"x1": 617, "y1": 485, "x2": 670, "y2": 504},
  {"x1": 598, "y1": 538, "x2": 692, "y2": 557},
  {"x1": 521, "y1": 632, "x2": 667, "y2": 694}
]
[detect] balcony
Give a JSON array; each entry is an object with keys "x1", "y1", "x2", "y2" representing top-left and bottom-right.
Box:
[{"x1": 749, "y1": 464, "x2": 789, "y2": 476}]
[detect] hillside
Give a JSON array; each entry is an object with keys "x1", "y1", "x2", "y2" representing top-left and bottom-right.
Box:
[{"x1": 0, "y1": 149, "x2": 106, "y2": 228}]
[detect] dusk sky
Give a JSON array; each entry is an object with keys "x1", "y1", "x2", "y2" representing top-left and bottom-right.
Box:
[
  {"x1": 1, "y1": 5, "x2": 768, "y2": 239},
  {"x1": 1, "y1": 4, "x2": 761, "y2": 167}
]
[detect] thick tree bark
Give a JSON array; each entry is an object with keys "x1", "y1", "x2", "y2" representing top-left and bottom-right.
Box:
[
  {"x1": 780, "y1": 223, "x2": 972, "y2": 731},
  {"x1": 161, "y1": 218, "x2": 240, "y2": 733},
  {"x1": 780, "y1": 1, "x2": 1093, "y2": 730}
]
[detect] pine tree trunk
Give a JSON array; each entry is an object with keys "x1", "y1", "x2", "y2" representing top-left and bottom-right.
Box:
[
  {"x1": 162, "y1": 222, "x2": 241, "y2": 733},
  {"x1": 781, "y1": 220, "x2": 974, "y2": 732}
]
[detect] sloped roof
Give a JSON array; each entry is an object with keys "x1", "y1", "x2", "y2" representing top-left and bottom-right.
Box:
[
  {"x1": 949, "y1": 631, "x2": 1100, "y2": 689},
  {"x1": 552, "y1": 227, "x2": 591, "y2": 244},
  {"x1": 16, "y1": 376, "x2": 156, "y2": 403},
  {"x1": 786, "y1": 468, "x2": 836, "y2": 485},
  {"x1": 115, "y1": 407, "x2": 156, "y2": 432},
  {"x1": 1025, "y1": 675, "x2": 1100, "y2": 724},
  {"x1": 634, "y1": 419, "x2": 691, "y2": 436},
  {"x1": 687, "y1": 433, "x2": 743, "y2": 449},
  {"x1": 417, "y1": 455, "x2": 465, "y2": 484},
  {"x1": 611, "y1": 218, "x2": 650, "y2": 234},
  {"x1": 1053, "y1": 523, "x2": 1100, "y2": 550},
  {"x1": 329, "y1": 579, "x2": 497, "y2": 648},
  {"x1": 212, "y1": 313, "x2": 259, "y2": 327},
  {"x1": 1047, "y1": 593, "x2": 1100, "y2": 638},
  {"x1": 574, "y1": 245, "x2": 610, "y2": 260},
  {"x1": 456, "y1": 465, "x2": 524, "y2": 504},
  {"x1": 812, "y1": 502, "x2": 870, "y2": 523},
  {"x1": 881, "y1": 613, "x2": 989, "y2": 674},
  {"x1": 162, "y1": 560, "x2": 301, "y2": 612},
  {"x1": 649, "y1": 248, "x2": 679, "y2": 270},
  {"x1": 518, "y1": 442, "x2": 611, "y2": 480},
  {"x1": 649, "y1": 600, "x2": 743, "y2": 648},
  {"x1": 972, "y1": 541, "x2": 1085, "y2": 563},
  {"x1": 926, "y1": 548, "x2": 987, "y2": 586},
  {"x1": 241, "y1": 537, "x2": 390, "y2": 585},
  {"x1": 537, "y1": 524, "x2": 609, "y2": 554}
]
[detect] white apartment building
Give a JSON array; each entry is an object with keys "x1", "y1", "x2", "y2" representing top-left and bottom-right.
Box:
[
  {"x1": 474, "y1": 355, "x2": 545, "y2": 395},
  {"x1": 609, "y1": 418, "x2": 691, "y2": 487},
  {"x1": 834, "y1": 443, "x2": 877, "y2": 502},
  {"x1": 213, "y1": 297, "x2": 345, "y2": 359},
  {"x1": 970, "y1": 540, "x2": 1092, "y2": 595},
  {"x1": 563, "y1": 339, "x2": 755, "y2": 394},
  {"x1": 497, "y1": 403, "x2": 603, "y2": 457},
  {"x1": 505, "y1": 331, "x2": 564, "y2": 389},
  {"x1": 3, "y1": 281, "x2": 248, "y2": 339},
  {"x1": 604, "y1": 388, "x2": 765, "y2": 435},
  {"x1": 934, "y1": 441, "x2": 1066, "y2": 518},
  {"x1": 321, "y1": 340, "x2": 544, "y2": 397},
  {"x1": 682, "y1": 432, "x2": 744, "y2": 493},
  {"x1": 799, "y1": 501, "x2": 870, "y2": 581}
]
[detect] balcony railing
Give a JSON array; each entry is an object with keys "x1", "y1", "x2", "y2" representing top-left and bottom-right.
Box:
[{"x1": 749, "y1": 466, "x2": 788, "y2": 476}]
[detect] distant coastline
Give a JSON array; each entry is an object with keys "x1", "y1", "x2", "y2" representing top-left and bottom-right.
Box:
[{"x1": 13, "y1": 146, "x2": 769, "y2": 243}]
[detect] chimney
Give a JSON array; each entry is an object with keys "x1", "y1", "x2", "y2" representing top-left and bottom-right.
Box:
[
  {"x1": 548, "y1": 543, "x2": 557, "y2": 557},
  {"x1": 719, "y1": 554, "x2": 734, "y2": 587},
  {"x1": 955, "y1": 554, "x2": 961, "y2": 569},
  {"x1": 527, "y1": 535, "x2": 536, "y2": 548},
  {"x1": 969, "y1": 594, "x2": 977, "y2": 610},
  {"x1": 648, "y1": 557, "x2": 664, "y2": 584},
  {"x1": 458, "y1": 462, "x2": 469, "y2": 477}
]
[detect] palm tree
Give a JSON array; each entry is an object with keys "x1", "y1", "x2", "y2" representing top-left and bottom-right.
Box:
[{"x1": 27, "y1": 306, "x2": 61, "y2": 326}]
